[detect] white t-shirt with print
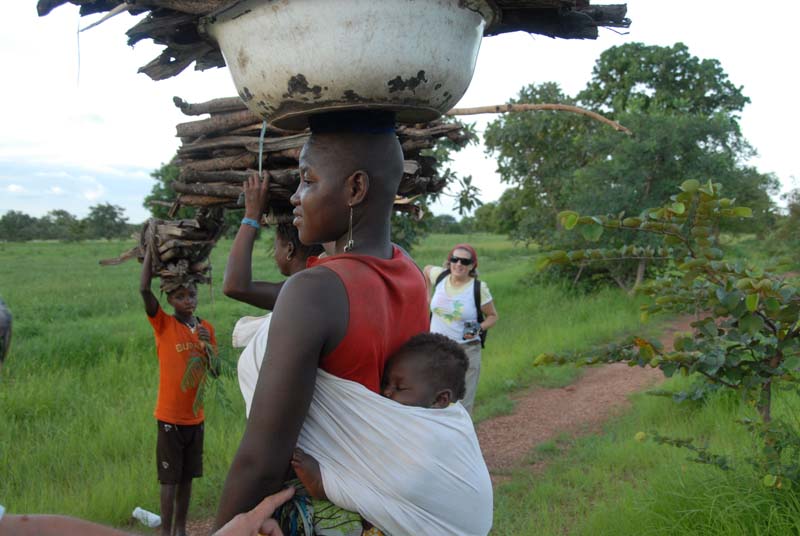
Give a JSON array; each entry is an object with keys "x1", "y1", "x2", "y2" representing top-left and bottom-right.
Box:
[{"x1": 428, "y1": 266, "x2": 492, "y2": 344}]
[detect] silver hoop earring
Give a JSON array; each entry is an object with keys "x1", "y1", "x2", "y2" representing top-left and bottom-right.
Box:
[{"x1": 344, "y1": 206, "x2": 354, "y2": 252}]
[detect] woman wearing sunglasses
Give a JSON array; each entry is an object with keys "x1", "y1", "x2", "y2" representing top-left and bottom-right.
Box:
[{"x1": 424, "y1": 244, "x2": 498, "y2": 414}]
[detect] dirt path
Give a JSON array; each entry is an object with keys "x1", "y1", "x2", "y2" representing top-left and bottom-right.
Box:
[{"x1": 477, "y1": 315, "x2": 694, "y2": 476}]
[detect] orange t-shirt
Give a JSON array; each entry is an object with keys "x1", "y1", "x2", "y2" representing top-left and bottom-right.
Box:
[{"x1": 147, "y1": 306, "x2": 217, "y2": 425}]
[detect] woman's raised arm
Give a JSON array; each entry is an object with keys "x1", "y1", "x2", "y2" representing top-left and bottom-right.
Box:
[
  {"x1": 214, "y1": 266, "x2": 348, "y2": 528},
  {"x1": 223, "y1": 172, "x2": 285, "y2": 310}
]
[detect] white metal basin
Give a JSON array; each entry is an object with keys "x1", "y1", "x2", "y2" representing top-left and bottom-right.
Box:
[{"x1": 203, "y1": 0, "x2": 495, "y2": 130}]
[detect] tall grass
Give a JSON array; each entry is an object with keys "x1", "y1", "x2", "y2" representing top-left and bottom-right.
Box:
[{"x1": 0, "y1": 234, "x2": 643, "y2": 525}]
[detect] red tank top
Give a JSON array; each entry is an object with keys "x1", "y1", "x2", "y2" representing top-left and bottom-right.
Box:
[{"x1": 307, "y1": 246, "x2": 430, "y2": 393}]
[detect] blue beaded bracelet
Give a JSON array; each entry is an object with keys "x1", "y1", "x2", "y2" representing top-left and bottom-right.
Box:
[{"x1": 241, "y1": 217, "x2": 260, "y2": 230}]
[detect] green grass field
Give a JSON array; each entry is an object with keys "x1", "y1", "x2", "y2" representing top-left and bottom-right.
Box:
[{"x1": 0, "y1": 234, "x2": 645, "y2": 527}]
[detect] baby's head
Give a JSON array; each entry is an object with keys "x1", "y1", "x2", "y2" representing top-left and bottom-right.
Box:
[{"x1": 381, "y1": 333, "x2": 468, "y2": 409}]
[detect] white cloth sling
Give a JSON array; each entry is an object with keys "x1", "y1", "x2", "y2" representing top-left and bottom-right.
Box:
[
  {"x1": 297, "y1": 370, "x2": 494, "y2": 536},
  {"x1": 232, "y1": 314, "x2": 272, "y2": 417},
  {"x1": 233, "y1": 315, "x2": 493, "y2": 535}
]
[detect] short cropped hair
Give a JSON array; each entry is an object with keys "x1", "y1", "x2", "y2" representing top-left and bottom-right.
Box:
[
  {"x1": 394, "y1": 333, "x2": 468, "y2": 400},
  {"x1": 276, "y1": 222, "x2": 324, "y2": 259}
]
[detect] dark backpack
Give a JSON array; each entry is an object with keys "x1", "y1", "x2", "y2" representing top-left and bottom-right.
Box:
[{"x1": 434, "y1": 269, "x2": 488, "y2": 348}]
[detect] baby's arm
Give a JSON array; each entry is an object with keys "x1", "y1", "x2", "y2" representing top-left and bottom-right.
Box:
[{"x1": 291, "y1": 448, "x2": 327, "y2": 500}]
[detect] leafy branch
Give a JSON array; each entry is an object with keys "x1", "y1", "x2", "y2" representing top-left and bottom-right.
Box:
[{"x1": 534, "y1": 180, "x2": 800, "y2": 487}]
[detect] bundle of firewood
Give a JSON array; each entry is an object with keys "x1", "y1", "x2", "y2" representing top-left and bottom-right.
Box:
[
  {"x1": 100, "y1": 208, "x2": 225, "y2": 293},
  {"x1": 38, "y1": 1, "x2": 629, "y2": 81},
  {"x1": 170, "y1": 96, "x2": 473, "y2": 220}
]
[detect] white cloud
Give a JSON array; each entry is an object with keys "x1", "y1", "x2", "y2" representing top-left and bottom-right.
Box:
[
  {"x1": 7, "y1": 184, "x2": 24, "y2": 193},
  {"x1": 50, "y1": 186, "x2": 64, "y2": 194},
  {"x1": 83, "y1": 186, "x2": 105, "y2": 201},
  {"x1": 35, "y1": 171, "x2": 72, "y2": 178}
]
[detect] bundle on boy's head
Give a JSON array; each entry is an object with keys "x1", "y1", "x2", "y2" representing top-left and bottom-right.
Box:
[
  {"x1": 394, "y1": 332, "x2": 468, "y2": 400},
  {"x1": 158, "y1": 259, "x2": 205, "y2": 294}
]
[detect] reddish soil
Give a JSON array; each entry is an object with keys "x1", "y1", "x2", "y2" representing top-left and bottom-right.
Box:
[{"x1": 476, "y1": 315, "x2": 694, "y2": 478}]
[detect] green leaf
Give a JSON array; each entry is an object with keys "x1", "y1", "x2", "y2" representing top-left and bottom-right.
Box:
[
  {"x1": 681, "y1": 179, "x2": 700, "y2": 193},
  {"x1": 558, "y1": 210, "x2": 579, "y2": 230},
  {"x1": 746, "y1": 293, "x2": 759, "y2": 312},
  {"x1": 765, "y1": 297, "x2": 781, "y2": 313},
  {"x1": 739, "y1": 314, "x2": 765, "y2": 336},
  {"x1": 671, "y1": 202, "x2": 686, "y2": 214},
  {"x1": 567, "y1": 250, "x2": 585, "y2": 262},
  {"x1": 580, "y1": 223, "x2": 604, "y2": 242},
  {"x1": 732, "y1": 206, "x2": 753, "y2": 218},
  {"x1": 763, "y1": 474, "x2": 778, "y2": 488},
  {"x1": 784, "y1": 356, "x2": 800, "y2": 371},
  {"x1": 722, "y1": 289, "x2": 744, "y2": 309},
  {"x1": 534, "y1": 256, "x2": 552, "y2": 272}
]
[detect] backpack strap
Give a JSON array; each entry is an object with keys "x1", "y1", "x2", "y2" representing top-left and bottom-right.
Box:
[
  {"x1": 474, "y1": 278, "x2": 487, "y2": 348},
  {"x1": 434, "y1": 268, "x2": 450, "y2": 287},
  {"x1": 429, "y1": 269, "x2": 450, "y2": 321}
]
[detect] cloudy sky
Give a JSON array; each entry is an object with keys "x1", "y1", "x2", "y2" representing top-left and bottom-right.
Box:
[{"x1": 1, "y1": 1, "x2": 798, "y2": 223}]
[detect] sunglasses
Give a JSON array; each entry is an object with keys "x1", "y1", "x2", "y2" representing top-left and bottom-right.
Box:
[{"x1": 450, "y1": 256, "x2": 473, "y2": 266}]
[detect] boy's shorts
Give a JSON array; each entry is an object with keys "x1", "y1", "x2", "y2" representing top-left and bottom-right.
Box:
[{"x1": 156, "y1": 420, "x2": 204, "y2": 484}]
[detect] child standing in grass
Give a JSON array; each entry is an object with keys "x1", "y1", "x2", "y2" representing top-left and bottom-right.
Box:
[{"x1": 140, "y1": 247, "x2": 217, "y2": 536}]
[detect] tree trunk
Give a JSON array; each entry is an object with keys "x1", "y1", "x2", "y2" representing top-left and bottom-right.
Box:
[
  {"x1": 633, "y1": 259, "x2": 647, "y2": 292},
  {"x1": 610, "y1": 273, "x2": 631, "y2": 294},
  {"x1": 758, "y1": 380, "x2": 772, "y2": 423},
  {"x1": 759, "y1": 352, "x2": 783, "y2": 424},
  {"x1": 572, "y1": 263, "x2": 585, "y2": 286}
]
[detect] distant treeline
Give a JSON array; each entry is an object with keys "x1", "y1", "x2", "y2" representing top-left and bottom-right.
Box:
[{"x1": 0, "y1": 204, "x2": 139, "y2": 241}]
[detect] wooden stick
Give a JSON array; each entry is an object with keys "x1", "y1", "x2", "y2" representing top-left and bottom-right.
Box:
[
  {"x1": 396, "y1": 123, "x2": 463, "y2": 139},
  {"x1": 243, "y1": 134, "x2": 310, "y2": 154},
  {"x1": 139, "y1": 42, "x2": 215, "y2": 81},
  {"x1": 173, "y1": 182, "x2": 295, "y2": 201},
  {"x1": 179, "y1": 133, "x2": 309, "y2": 155},
  {"x1": 176, "y1": 194, "x2": 234, "y2": 207},
  {"x1": 181, "y1": 153, "x2": 256, "y2": 172},
  {"x1": 37, "y1": 0, "x2": 70, "y2": 16},
  {"x1": 134, "y1": 0, "x2": 229, "y2": 15},
  {"x1": 176, "y1": 110, "x2": 261, "y2": 138},
  {"x1": 266, "y1": 148, "x2": 302, "y2": 161},
  {"x1": 446, "y1": 103, "x2": 632, "y2": 134},
  {"x1": 173, "y1": 96, "x2": 247, "y2": 116},
  {"x1": 172, "y1": 181, "x2": 242, "y2": 198},
  {"x1": 179, "y1": 169, "x2": 299, "y2": 188},
  {"x1": 80, "y1": 2, "x2": 130, "y2": 32}
]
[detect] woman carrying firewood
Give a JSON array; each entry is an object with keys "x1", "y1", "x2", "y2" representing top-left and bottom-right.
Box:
[
  {"x1": 214, "y1": 111, "x2": 492, "y2": 536},
  {"x1": 223, "y1": 172, "x2": 323, "y2": 416}
]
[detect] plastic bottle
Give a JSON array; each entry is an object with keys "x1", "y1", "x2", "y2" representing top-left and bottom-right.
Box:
[{"x1": 132, "y1": 506, "x2": 161, "y2": 528}]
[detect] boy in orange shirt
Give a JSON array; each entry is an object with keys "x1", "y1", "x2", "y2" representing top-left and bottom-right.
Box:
[{"x1": 140, "y1": 247, "x2": 217, "y2": 536}]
